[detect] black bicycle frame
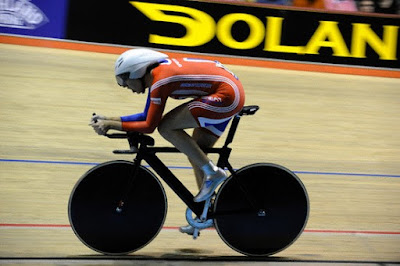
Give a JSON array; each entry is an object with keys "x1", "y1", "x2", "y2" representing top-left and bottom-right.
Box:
[
  {"x1": 108, "y1": 105, "x2": 259, "y2": 219},
  {"x1": 130, "y1": 118, "x2": 240, "y2": 218}
]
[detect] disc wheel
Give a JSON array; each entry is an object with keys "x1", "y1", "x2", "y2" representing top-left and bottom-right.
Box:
[
  {"x1": 214, "y1": 163, "x2": 309, "y2": 256},
  {"x1": 68, "y1": 160, "x2": 167, "y2": 255}
]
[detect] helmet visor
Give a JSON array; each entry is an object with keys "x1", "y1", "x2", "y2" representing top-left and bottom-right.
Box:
[{"x1": 116, "y1": 73, "x2": 130, "y2": 87}]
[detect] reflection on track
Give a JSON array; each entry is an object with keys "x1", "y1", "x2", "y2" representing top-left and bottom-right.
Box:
[{"x1": 0, "y1": 257, "x2": 399, "y2": 265}]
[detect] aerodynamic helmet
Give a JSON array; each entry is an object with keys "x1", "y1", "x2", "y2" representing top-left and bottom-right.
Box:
[{"x1": 114, "y1": 48, "x2": 168, "y2": 86}]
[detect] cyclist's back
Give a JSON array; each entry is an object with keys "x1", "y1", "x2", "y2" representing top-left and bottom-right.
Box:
[{"x1": 141, "y1": 58, "x2": 245, "y2": 135}]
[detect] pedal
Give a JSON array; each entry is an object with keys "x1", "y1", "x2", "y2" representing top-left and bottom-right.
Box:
[
  {"x1": 192, "y1": 228, "x2": 200, "y2": 239},
  {"x1": 184, "y1": 195, "x2": 214, "y2": 240}
]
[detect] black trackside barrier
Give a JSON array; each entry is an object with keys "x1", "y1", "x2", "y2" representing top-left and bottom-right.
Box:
[{"x1": 67, "y1": 0, "x2": 400, "y2": 69}]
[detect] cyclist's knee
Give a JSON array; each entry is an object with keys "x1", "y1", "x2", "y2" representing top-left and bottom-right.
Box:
[
  {"x1": 157, "y1": 119, "x2": 179, "y2": 140},
  {"x1": 157, "y1": 120, "x2": 170, "y2": 138}
]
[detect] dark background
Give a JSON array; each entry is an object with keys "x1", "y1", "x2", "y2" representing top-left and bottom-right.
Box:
[{"x1": 66, "y1": 0, "x2": 400, "y2": 69}]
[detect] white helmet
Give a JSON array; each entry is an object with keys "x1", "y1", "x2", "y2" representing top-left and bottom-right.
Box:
[{"x1": 114, "y1": 48, "x2": 168, "y2": 82}]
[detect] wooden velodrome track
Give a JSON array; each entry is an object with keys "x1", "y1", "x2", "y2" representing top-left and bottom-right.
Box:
[{"x1": 0, "y1": 37, "x2": 400, "y2": 265}]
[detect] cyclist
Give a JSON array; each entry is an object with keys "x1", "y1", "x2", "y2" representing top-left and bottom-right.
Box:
[{"x1": 90, "y1": 48, "x2": 245, "y2": 233}]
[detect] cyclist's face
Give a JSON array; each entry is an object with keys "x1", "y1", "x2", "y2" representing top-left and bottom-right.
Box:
[{"x1": 126, "y1": 79, "x2": 145, "y2": 94}]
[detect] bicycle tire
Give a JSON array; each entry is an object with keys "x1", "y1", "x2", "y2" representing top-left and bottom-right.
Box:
[
  {"x1": 214, "y1": 163, "x2": 309, "y2": 256},
  {"x1": 68, "y1": 160, "x2": 167, "y2": 255}
]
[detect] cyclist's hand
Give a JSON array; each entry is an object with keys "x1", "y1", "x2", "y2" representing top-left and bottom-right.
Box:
[
  {"x1": 90, "y1": 120, "x2": 109, "y2": 135},
  {"x1": 91, "y1": 114, "x2": 106, "y2": 123}
]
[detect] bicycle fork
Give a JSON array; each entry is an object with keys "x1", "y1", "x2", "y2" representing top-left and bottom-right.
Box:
[{"x1": 115, "y1": 156, "x2": 143, "y2": 213}]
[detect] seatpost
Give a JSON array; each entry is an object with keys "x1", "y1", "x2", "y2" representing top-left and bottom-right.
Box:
[{"x1": 223, "y1": 114, "x2": 241, "y2": 148}]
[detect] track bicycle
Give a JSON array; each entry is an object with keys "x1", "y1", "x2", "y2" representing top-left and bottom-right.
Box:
[{"x1": 68, "y1": 105, "x2": 309, "y2": 256}]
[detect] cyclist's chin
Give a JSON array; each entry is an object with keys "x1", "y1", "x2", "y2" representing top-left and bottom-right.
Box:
[{"x1": 131, "y1": 88, "x2": 144, "y2": 94}]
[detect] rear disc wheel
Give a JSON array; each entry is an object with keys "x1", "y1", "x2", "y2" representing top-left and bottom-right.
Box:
[{"x1": 214, "y1": 163, "x2": 309, "y2": 256}]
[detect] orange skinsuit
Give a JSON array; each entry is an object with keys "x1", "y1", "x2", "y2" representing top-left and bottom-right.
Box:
[{"x1": 121, "y1": 58, "x2": 245, "y2": 137}]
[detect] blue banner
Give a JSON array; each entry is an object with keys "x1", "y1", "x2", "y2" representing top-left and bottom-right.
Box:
[{"x1": 0, "y1": 0, "x2": 69, "y2": 38}]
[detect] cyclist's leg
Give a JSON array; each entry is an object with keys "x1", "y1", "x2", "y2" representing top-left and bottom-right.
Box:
[
  {"x1": 158, "y1": 103, "x2": 227, "y2": 202},
  {"x1": 159, "y1": 81, "x2": 243, "y2": 202},
  {"x1": 180, "y1": 130, "x2": 222, "y2": 235},
  {"x1": 189, "y1": 128, "x2": 219, "y2": 189},
  {"x1": 157, "y1": 103, "x2": 210, "y2": 169}
]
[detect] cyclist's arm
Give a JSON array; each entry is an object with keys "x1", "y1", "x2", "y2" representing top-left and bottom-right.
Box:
[
  {"x1": 101, "y1": 117, "x2": 121, "y2": 122},
  {"x1": 91, "y1": 93, "x2": 150, "y2": 133},
  {"x1": 121, "y1": 91, "x2": 167, "y2": 133},
  {"x1": 120, "y1": 92, "x2": 151, "y2": 122}
]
